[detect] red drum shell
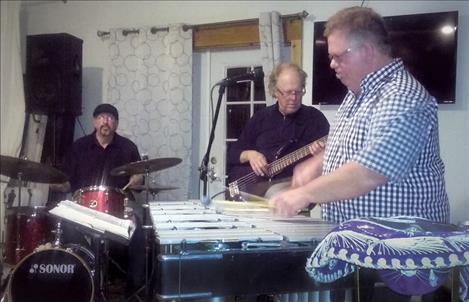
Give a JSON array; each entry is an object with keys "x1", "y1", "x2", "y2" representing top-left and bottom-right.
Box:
[
  {"x1": 4, "y1": 206, "x2": 53, "y2": 265},
  {"x1": 72, "y1": 185, "x2": 126, "y2": 218}
]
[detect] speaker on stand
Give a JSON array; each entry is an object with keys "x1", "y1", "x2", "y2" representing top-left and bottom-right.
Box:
[
  {"x1": 25, "y1": 32, "x2": 83, "y2": 192},
  {"x1": 26, "y1": 33, "x2": 83, "y2": 116}
]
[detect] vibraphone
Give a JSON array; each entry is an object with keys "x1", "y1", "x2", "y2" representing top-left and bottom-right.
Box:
[{"x1": 150, "y1": 200, "x2": 338, "y2": 300}]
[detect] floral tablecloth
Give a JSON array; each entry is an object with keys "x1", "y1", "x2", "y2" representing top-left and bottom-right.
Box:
[{"x1": 306, "y1": 216, "x2": 469, "y2": 300}]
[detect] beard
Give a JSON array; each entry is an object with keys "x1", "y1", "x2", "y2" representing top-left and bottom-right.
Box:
[{"x1": 99, "y1": 125, "x2": 112, "y2": 136}]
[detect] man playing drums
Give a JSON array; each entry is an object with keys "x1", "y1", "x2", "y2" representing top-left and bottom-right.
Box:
[{"x1": 50, "y1": 103, "x2": 145, "y2": 300}]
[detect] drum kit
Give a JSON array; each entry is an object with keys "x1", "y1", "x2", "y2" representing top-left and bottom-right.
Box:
[{"x1": 0, "y1": 154, "x2": 181, "y2": 302}]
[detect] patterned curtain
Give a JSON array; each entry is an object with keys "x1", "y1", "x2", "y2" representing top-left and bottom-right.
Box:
[
  {"x1": 104, "y1": 24, "x2": 193, "y2": 201},
  {"x1": 259, "y1": 11, "x2": 284, "y2": 106}
]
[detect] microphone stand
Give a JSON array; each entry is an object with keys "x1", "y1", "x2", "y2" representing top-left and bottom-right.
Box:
[{"x1": 199, "y1": 83, "x2": 226, "y2": 205}]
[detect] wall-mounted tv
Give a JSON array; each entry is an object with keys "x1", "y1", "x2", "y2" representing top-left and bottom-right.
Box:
[{"x1": 312, "y1": 11, "x2": 459, "y2": 105}]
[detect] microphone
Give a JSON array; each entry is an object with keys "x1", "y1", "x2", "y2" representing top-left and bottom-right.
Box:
[{"x1": 218, "y1": 69, "x2": 264, "y2": 86}]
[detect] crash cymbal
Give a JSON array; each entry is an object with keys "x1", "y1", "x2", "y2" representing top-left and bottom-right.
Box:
[
  {"x1": 110, "y1": 157, "x2": 182, "y2": 176},
  {"x1": 128, "y1": 184, "x2": 179, "y2": 194},
  {"x1": 0, "y1": 155, "x2": 68, "y2": 184}
]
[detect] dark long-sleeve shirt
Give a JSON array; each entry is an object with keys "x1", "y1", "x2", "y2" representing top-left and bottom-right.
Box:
[
  {"x1": 227, "y1": 103, "x2": 330, "y2": 182},
  {"x1": 63, "y1": 131, "x2": 141, "y2": 193}
]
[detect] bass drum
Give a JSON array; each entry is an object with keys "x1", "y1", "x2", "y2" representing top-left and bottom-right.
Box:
[{"x1": 7, "y1": 245, "x2": 94, "y2": 302}]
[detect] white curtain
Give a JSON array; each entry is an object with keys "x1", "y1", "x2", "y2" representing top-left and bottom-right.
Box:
[
  {"x1": 1, "y1": 1, "x2": 25, "y2": 158},
  {"x1": 103, "y1": 25, "x2": 193, "y2": 201},
  {"x1": 259, "y1": 11, "x2": 284, "y2": 105},
  {"x1": 1, "y1": 1, "x2": 26, "y2": 236}
]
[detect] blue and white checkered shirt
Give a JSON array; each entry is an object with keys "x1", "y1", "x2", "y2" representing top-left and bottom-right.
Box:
[{"x1": 322, "y1": 59, "x2": 449, "y2": 223}]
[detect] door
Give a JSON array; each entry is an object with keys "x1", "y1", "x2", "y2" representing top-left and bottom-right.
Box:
[{"x1": 202, "y1": 49, "x2": 265, "y2": 200}]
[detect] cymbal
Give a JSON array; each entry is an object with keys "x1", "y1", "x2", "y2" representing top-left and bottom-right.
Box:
[
  {"x1": 128, "y1": 184, "x2": 179, "y2": 194},
  {"x1": 110, "y1": 157, "x2": 182, "y2": 176},
  {"x1": 0, "y1": 155, "x2": 68, "y2": 184}
]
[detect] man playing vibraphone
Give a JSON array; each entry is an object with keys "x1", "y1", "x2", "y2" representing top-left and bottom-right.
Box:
[{"x1": 270, "y1": 6, "x2": 450, "y2": 302}]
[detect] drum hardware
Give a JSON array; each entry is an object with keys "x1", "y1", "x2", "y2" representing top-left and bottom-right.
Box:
[
  {"x1": 135, "y1": 171, "x2": 155, "y2": 301},
  {"x1": 112, "y1": 157, "x2": 181, "y2": 302},
  {"x1": 128, "y1": 184, "x2": 179, "y2": 197},
  {"x1": 51, "y1": 220, "x2": 63, "y2": 247},
  {"x1": 123, "y1": 196, "x2": 131, "y2": 219}
]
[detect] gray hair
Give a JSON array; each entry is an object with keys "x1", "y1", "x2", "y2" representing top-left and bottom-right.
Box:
[
  {"x1": 268, "y1": 63, "x2": 307, "y2": 97},
  {"x1": 324, "y1": 6, "x2": 392, "y2": 56}
]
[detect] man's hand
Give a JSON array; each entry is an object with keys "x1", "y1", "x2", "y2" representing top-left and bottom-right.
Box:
[
  {"x1": 240, "y1": 150, "x2": 269, "y2": 176},
  {"x1": 269, "y1": 187, "x2": 313, "y2": 217},
  {"x1": 129, "y1": 174, "x2": 143, "y2": 186},
  {"x1": 291, "y1": 152, "x2": 324, "y2": 188},
  {"x1": 123, "y1": 174, "x2": 144, "y2": 190},
  {"x1": 308, "y1": 140, "x2": 326, "y2": 156}
]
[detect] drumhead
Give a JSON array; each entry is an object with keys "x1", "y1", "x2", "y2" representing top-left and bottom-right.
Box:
[{"x1": 8, "y1": 248, "x2": 94, "y2": 302}]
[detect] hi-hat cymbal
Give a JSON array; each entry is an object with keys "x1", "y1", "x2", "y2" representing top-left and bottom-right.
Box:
[
  {"x1": 110, "y1": 157, "x2": 182, "y2": 176},
  {"x1": 0, "y1": 155, "x2": 68, "y2": 184},
  {"x1": 128, "y1": 184, "x2": 179, "y2": 194}
]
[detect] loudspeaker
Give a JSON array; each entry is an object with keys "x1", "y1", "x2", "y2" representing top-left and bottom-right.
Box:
[
  {"x1": 40, "y1": 113, "x2": 76, "y2": 169},
  {"x1": 26, "y1": 33, "x2": 83, "y2": 115}
]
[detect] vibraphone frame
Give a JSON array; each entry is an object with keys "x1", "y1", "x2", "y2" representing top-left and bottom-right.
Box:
[{"x1": 150, "y1": 201, "x2": 345, "y2": 300}]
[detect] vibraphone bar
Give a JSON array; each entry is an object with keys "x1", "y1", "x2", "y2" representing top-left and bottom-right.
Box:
[{"x1": 150, "y1": 200, "x2": 338, "y2": 300}]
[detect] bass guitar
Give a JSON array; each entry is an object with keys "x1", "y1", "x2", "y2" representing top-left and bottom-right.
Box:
[{"x1": 227, "y1": 135, "x2": 327, "y2": 199}]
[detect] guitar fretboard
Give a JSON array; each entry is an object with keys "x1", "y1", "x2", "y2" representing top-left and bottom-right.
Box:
[
  {"x1": 268, "y1": 135, "x2": 327, "y2": 176},
  {"x1": 228, "y1": 135, "x2": 328, "y2": 198}
]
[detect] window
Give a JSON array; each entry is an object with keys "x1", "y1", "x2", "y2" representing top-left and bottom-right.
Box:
[{"x1": 225, "y1": 65, "x2": 265, "y2": 186}]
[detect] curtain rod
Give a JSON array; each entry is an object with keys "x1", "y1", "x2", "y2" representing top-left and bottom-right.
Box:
[
  {"x1": 97, "y1": 25, "x2": 191, "y2": 38},
  {"x1": 97, "y1": 10, "x2": 308, "y2": 38}
]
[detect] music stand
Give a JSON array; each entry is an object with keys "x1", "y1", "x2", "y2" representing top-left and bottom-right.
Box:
[{"x1": 48, "y1": 213, "x2": 119, "y2": 302}]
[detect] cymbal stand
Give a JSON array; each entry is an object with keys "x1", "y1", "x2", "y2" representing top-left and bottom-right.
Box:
[
  {"x1": 14, "y1": 172, "x2": 23, "y2": 263},
  {"x1": 130, "y1": 166, "x2": 154, "y2": 302}
]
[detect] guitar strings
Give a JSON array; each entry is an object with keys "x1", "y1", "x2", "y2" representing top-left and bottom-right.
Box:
[{"x1": 229, "y1": 136, "x2": 328, "y2": 192}]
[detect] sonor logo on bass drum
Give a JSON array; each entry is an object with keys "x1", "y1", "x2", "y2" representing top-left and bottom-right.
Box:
[{"x1": 29, "y1": 263, "x2": 76, "y2": 274}]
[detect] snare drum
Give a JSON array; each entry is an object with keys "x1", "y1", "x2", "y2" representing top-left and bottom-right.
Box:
[
  {"x1": 4, "y1": 206, "x2": 53, "y2": 265},
  {"x1": 72, "y1": 185, "x2": 126, "y2": 218},
  {"x1": 7, "y1": 246, "x2": 94, "y2": 302}
]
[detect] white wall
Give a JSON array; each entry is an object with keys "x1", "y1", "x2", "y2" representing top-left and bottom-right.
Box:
[{"x1": 20, "y1": 1, "x2": 469, "y2": 224}]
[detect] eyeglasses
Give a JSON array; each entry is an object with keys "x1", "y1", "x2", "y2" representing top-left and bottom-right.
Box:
[
  {"x1": 276, "y1": 87, "x2": 306, "y2": 97},
  {"x1": 96, "y1": 114, "x2": 116, "y2": 121},
  {"x1": 328, "y1": 47, "x2": 353, "y2": 63}
]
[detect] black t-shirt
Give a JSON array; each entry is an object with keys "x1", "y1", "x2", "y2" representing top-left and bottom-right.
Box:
[{"x1": 63, "y1": 131, "x2": 141, "y2": 193}]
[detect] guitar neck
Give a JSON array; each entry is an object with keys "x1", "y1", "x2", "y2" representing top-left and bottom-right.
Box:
[
  {"x1": 268, "y1": 135, "x2": 327, "y2": 176},
  {"x1": 228, "y1": 135, "x2": 327, "y2": 199}
]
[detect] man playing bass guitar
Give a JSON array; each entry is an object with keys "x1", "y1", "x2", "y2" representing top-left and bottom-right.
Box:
[{"x1": 227, "y1": 63, "x2": 330, "y2": 199}]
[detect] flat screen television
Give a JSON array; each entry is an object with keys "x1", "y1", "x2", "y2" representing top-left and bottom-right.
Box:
[{"x1": 312, "y1": 11, "x2": 459, "y2": 105}]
